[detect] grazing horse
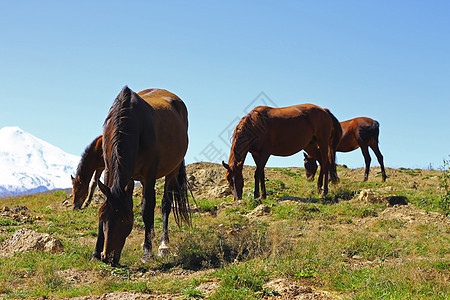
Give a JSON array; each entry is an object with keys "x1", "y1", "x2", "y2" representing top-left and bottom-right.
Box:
[
  {"x1": 94, "y1": 86, "x2": 190, "y2": 266},
  {"x1": 71, "y1": 135, "x2": 104, "y2": 210},
  {"x1": 222, "y1": 104, "x2": 342, "y2": 199},
  {"x1": 304, "y1": 117, "x2": 387, "y2": 182}
]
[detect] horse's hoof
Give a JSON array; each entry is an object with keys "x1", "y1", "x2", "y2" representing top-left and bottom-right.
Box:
[
  {"x1": 141, "y1": 253, "x2": 153, "y2": 264},
  {"x1": 141, "y1": 249, "x2": 153, "y2": 264},
  {"x1": 158, "y1": 243, "x2": 170, "y2": 257}
]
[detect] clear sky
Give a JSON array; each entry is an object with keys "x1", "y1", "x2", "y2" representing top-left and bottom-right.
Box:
[{"x1": 1, "y1": 1, "x2": 449, "y2": 170}]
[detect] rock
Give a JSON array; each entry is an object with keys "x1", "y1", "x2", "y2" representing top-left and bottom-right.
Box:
[
  {"x1": 354, "y1": 189, "x2": 384, "y2": 204},
  {"x1": 0, "y1": 228, "x2": 64, "y2": 256},
  {"x1": 247, "y1": 204, "x2": 271, "y2": 218}
]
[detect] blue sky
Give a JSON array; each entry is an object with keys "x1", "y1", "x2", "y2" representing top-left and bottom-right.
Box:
[{"x1": 1, "y1": 1, "x2": 449, "y2": 170}]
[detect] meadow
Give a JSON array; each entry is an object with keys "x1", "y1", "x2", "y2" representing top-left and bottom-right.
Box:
[{"x1": 0, "y1": 162, "x2": 448, "y2": 299}]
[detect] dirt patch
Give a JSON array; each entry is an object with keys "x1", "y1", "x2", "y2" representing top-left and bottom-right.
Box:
[
  {"x1": 0, "y1": 228, "x2": 63, "y2": 256},
  {"x1": 68, "y1": 292, "x2": 176, "y2": 300},
  {"x1": 263, "y1": 278, "x2": 339, "y2": 299},
  {"x1": 378, "y1": 204, "x2": 448, "y2": 225},
  {"x1": 186, "y1": 162, "x2": 232, "y2": 198}
]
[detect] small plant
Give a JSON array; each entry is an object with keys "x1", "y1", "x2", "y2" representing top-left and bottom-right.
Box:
[
  {"x1": 438, "y1": 157, "x2": 450, "y2": 216},
  {"x1": 0, "y1": 218, "x2": 20, "y2": 226},
  {"x1": 182, "y1": 286, "x2": 204, "y2": 299},
  {"x1": 53, "y1": 190, "x2": 67, "y2": 197}
]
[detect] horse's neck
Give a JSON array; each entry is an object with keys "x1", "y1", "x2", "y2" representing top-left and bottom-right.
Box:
[
  {"x1": 82, "y1": 151, "x2": 102, "y2": 178},
  {"x1": 230, "y1": 138, "x2": 249, "y2": 166}
]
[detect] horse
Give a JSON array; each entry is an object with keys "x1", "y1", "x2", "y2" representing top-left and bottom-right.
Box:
[
  {"x1": 71, "y1": 135, "x2": 104, "y2": 210},
  {"x1": 222, "y1": 104, "x2": 342, "y2": 199},
  {"x1": 304, "y1": 117, "x2": 387, "y2": 182},
  {"x1": 93, "y1": 86, "x2": 190, "y2": 266}
]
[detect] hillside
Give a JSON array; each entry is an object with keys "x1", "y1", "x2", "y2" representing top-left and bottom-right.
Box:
[{"x1": 0, "y1": 163, "x2": 448, "y2": 299}]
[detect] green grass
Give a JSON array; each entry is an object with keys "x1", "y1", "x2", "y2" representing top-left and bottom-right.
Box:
[{"x1": 0, "y1": 165, "x2": 448, "y2": 299}]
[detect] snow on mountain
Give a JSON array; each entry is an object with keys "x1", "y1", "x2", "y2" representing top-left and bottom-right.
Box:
[{"x1": 0, "y1": 126, "x2": 80, "y2": 198}]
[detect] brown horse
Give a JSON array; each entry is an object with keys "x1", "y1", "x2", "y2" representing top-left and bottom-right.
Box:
[
  {"x1": 94, "y1": 87, "x2": 190, "y2": 266},
  {"x1": 71, "y1": 135, "x2": 104, "y2": 210},
  {"x1": 304, "y1": 117, "x2": 387, "y2": 182},
  {"x1": 222, "y1": 104, "x2": 342, "y2": 199}
]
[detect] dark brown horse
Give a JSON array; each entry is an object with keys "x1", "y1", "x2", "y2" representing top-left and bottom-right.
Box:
[
  {"x1": 304, "y1": 117, "x2": 386, "y2": 182},
  {"x1": 222, "y1": 104, "x2": 342, "y2": 199},
  {"x1": 71, "y1": 135, "x2": 104, "y2": 210},
  {"x1": 94, "y1": 87, "x2": 190, "y2": 265}
]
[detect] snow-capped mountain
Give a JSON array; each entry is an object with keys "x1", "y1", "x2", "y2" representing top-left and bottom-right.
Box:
[{"x1": 0, "y1": 126, "x2": 80, "y2": 198}]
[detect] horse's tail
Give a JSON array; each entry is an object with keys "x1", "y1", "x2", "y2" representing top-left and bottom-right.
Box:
[
  {"x1": 325, "y1": 109, "x2": 342, "y2": 184},
  {"x1": 172, "y1": 159, "x2": 193, "y2": 227},
  {"x1": 359, "y1": 120, "x2": 379, "y2": 144}
]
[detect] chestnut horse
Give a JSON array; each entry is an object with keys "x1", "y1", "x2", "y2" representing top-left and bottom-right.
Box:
[
  {"x1": 94, "y1": 87, "x2": 190, "y2": 265},
  {"x1": 71, "y1": 135, "x2": 104, "y2": 209},
  {"x1": 222, "y1": 104, "x2": 342, "y2": 199},
  {"x1": 304, "y1": 117, "x2": 386, "y2": 182}
]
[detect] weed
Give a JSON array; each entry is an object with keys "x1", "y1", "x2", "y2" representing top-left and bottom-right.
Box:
[
  {"x1": 398, "y1": 168, "x2": 421, "y2": 176},
  {"x1": 0, "y1": 218, "x2": 20, "y2": 226},
  {"x1": 182, "y1": 286, "x2": 204, "y2": 299},
  {"x1": 438, "y1": 156, "x2": 450, "y2": 216},
  {"x1": 274, "y1": 168, "x2": 300, "y2": 178},
  {"x1": 211, "y1": 261, "x2": 269, "y2": 299}
]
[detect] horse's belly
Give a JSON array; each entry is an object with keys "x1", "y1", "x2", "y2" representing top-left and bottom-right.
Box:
[
  {"x1": 267, "y1": 139, "x2": 309, "y2": 156},
  {"x1": 155, "y1": 133, "x2": 188, "y2": 178},
  {"x1": 268, "y1": 130, "x2": 313, "y2": 156}
]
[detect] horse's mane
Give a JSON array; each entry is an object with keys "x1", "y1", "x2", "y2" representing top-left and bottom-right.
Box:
[
  {"x1": 230, "y1": 109, "x2": 268, "y2": 164},
  {"x1": 103, "y1": 86, "x2": 134, "y2": 191},
  {"x1": 75, "y1": 135, "x2": 102, "y2": 178}
]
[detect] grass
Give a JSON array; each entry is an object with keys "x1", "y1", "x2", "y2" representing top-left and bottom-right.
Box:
[{"x1": 0, "y1": 165, "x2": 448, "y2": 299}]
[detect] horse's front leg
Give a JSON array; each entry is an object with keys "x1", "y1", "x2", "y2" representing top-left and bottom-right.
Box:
[
  {"x1": 91, "y1": 220, "x2": 104, "y2": 261},
  {"x1": 253, "y1": 153, "x2": 270, "y2": 199},
  {"x1": 86, "y1": 169, "x2": 101, "y2": 208},
  {"x1": 317, "y1": 164, "x2": 324, "y2": 195},
  {"x1": 260, "y1": 167, "x2": 267, "y2": 199},
  {"x1": 141, "y1": 180, "x2": 156, "y2": 263},
  {"x1": 253, "y1": 170, "x2": 260, "y2": 199}
]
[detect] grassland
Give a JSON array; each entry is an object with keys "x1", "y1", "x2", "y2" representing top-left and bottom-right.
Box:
[{"x1": 0, "y1": 163, "x2": 448, "y2": 299}]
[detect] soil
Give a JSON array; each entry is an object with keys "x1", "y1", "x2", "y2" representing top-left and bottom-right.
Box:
[{"x1": 1, "y1": 162, "x2": 447, "y2": 299}]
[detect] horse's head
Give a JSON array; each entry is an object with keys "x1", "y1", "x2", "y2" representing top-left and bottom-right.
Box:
[
  {"x1": 71, "y1": 175, "x2": 88, "y2": 210},
  {"x1": 303, "y1": 153, "x2": 318, "y2": 182},
  {"x1": 222, "y1": 161, "x2": 244, "y2": 200},
  {"x1": 97, "y1": 179, "x2": 134, "y2": 266}
]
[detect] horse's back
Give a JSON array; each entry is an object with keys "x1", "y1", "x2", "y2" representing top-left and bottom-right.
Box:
[
  {"x1": 137, "y1": 89, "x2": 188, "y2": 178},
  {"x1": 138, "y1": 89, "x2": 188, "y2": 126},
  {"x1": 248, "y1": 104, "x2": 334, "y2": 156}
]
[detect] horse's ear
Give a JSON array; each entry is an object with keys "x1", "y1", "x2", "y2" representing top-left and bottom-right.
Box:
[
  {"x1": 71, "y1": 175, "x2": 75, "y2": 184},
  {"x1": 222, "y1": 161, "x2": 231, "y2": 172},
  {"x1": 125, "y1": 179, "x2": 134, "y2": 196},
  {"x1": 97, "y1": 179, "x2": 111, "y2": 196}
]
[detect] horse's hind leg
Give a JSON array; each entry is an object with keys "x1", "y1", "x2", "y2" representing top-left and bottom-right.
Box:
[
  {"x1": 360, "y1": 145, "x2": 371, "y2": 181},
  {"x1": 158, "y1": 173, "x2": 176, "y2": 256},
  {"x1": 141, "y1": 177, "x2": 157, "y2": 263},
  {"x1": 370, "y1": 144, "x2": 386, "y2": 181},
  {"x1": 316, "y1": 142, "x2": 330, "y2": 197}
]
